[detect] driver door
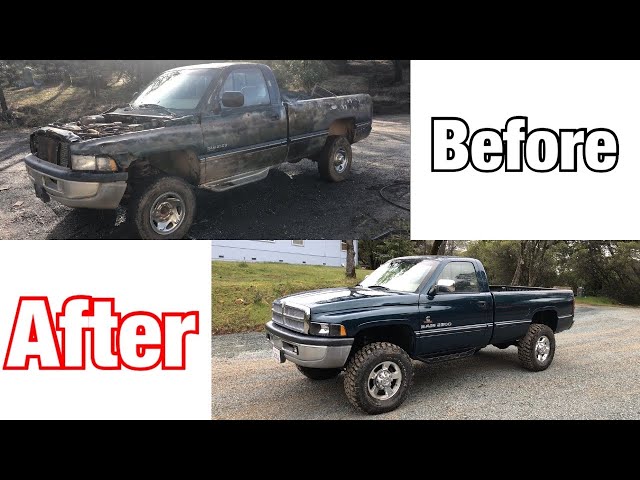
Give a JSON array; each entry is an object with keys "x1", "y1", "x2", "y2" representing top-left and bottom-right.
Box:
[
  {"x1": 200, "y1": 67, "x2": 288, "y2": 183},
  {"x1": 415, "y1": 261, "x2": 492, "y2": 356}
]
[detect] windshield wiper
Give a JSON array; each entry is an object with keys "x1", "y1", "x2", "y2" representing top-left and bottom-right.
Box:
[
  {"x1": 366, "y1": 285, "x2": 392, "y2": 291},
  {"x1": 135, "y1": 104, "x2": 175, "y2": 116}
]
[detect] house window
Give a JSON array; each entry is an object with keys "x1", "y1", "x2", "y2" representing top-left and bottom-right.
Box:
[
  {"x1": 292, "y1": 240, "x2": 304, "y2": 247},
  {"x1": 341, "y1": 241, "x2": 348, "y2": 251}
]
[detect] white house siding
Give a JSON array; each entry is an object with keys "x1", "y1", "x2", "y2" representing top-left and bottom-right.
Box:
[{"x1": 211, "y1": 240, "x2": 357, "y2": 267}]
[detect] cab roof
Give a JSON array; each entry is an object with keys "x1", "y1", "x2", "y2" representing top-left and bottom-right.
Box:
[
  {"x1": 391, "y1": 256, "x2": 477, "y2": 262},
  {"x1": 166, "y1": 62, "x2": 262, "y2": 72}
]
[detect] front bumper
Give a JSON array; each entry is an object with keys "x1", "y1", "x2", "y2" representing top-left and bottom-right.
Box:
[
  {"x1": 24, "y1": 154, "x2": 128, "y2": 209},
  {"x1": 265, "y1": 321, "x2": 353, "y2": 369}
]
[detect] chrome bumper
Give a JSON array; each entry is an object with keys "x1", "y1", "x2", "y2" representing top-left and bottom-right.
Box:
[
  {"x1": 25, "y1": 154, "x2": 128, "y2": 209},
  {"x1": 265, "y1": 321, "x2": 353, "y2": 369}
]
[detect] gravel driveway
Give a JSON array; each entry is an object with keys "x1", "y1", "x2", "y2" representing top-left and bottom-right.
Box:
[
  {"x1": 0, "y1": 115, "x2": 409, "y2": 239},
  {"x1": 212, "y1": 305, "x2": 640, "y2": 419}
]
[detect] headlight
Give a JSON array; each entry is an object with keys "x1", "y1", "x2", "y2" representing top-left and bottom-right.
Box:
[
  {"x1": 309, "y1": 322, "x2": 346, "y2": 337},
  {"x1": 70, "y1": 154, "x2": 118, "y2": 172}
]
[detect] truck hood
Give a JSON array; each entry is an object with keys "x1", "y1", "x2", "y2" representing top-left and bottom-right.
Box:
[
  {"x1": 278, "y1": 287, "x2": 418, "y2": 315},
  {"x1": 31, "y1": 110, "x2": 202, "y2": 167},
  {"x1": 36, "y1": 109, "x2": 194, "y2": 142}
]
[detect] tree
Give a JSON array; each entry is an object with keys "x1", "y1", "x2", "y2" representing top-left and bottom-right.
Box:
[
  {"x1": 430, "y1": 240, "x2": 444, "y2": 255},
  {"x1": 0, "y1": 86, "x2": 7, "y2": 114},
  {"x1": 511, "y1": 240, "x2": 556, "y2": 286},
  {"x1": 345, "y1": 240, "x2": 356, "y2": 278},
  {"x1": 266, "y1": 60, "x2": 330, "y2": 91}
]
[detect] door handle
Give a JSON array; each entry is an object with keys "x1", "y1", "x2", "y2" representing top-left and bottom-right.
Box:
[{"x1": 476, "y1": 301, "x2": 487, "y2": 309}]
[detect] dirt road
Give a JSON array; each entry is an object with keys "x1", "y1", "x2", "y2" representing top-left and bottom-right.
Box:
[
  {"x1": 0, "y1": 115, "x2": 409, "y2": 239},
  {"x1": 211, "y1": 305, "x2": 640, "y2": 419}
]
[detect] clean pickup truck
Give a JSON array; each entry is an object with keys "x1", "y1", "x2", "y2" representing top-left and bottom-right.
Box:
[
  {"x1": 266, "y1": 255, "x2": 575, "y2": 414},
  {"x1": 24, "y1": 62, "x2": 372, "y2": 239}
]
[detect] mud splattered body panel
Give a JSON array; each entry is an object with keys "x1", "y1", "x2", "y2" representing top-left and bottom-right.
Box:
[
  {"x1": 25, "y1": 62, "x2": 373, "y2": 209},
  {"x1": 286, "y1": 95, "x2": 372, "y2": 162}
]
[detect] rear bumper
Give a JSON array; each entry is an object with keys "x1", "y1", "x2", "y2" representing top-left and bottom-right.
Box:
[
  {"x1": 265, "y1": 321, "x2": 353, "y2": 369},
  {"x1": 24, "y1": 154, "x2": 128, "y2": 209},
  {"x1": 556, "y1": 314, "x2": 574, "y2": 333}
]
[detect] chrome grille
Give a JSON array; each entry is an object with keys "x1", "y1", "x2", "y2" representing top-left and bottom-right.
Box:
[{"x1": 272, "y1": 301, "x2": 307, "y2": 333}]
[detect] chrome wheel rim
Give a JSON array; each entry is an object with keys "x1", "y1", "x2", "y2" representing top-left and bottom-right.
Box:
[
  {"x1": 368, "y1": 361, "x2": 402, "y2": 400},
  {"x1": 535, "y1": 335, "x2": 551, "y2": 363},
  {"x1": 149, "y1": 191, "x2": 185, "y2": 235},
  {"x1": 333, "y1": 147, "x2": 348, "y2": 174}
]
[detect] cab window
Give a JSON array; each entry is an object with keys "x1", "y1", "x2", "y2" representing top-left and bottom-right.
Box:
[
  {"x1": 436, "y1": 262, "x2": 480, "y2": 293},
  {"x1": 221, "y1": 68, "x2": 271, "y2": 107}
]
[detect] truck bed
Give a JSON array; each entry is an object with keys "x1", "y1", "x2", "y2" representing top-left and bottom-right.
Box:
[
  {"x1": 284, "y1": 94, "x2": 373, "y2": 161},
  {"x1": 489, "y1": 286, "x2": 574, "y2": 345}
]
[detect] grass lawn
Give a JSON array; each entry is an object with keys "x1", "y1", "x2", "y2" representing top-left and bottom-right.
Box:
[
  {"x1": 212, "y1": 261, "x2": 373, "y2": 334},
  {"x1": 575, "y1": 296, "x2": 623, "y2": 307}
]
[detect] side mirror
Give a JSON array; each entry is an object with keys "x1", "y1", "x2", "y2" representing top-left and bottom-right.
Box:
[
  {"x1": 429, "y1": 279, "x2": 456, "y2": 296},
  {"x1": 221, "y1": 91, "x2": 244, "y2": 108}
]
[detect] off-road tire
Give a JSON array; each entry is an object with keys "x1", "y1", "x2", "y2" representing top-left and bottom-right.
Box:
[
  {"x1": 344, "y1": 342, "x2": 413, "y2": 415},
  {"x1": 317, "y1": 136, "x2": 352, "y2": 182},
  {"x1": 518, "y1": 324, "x2": 556, "y2": 371},
  {"x1": 129, "y1": 175, "x2": 196, "y2": 240},
  {"x1": 296, "y1": 365, "x2": 341, "y2": 380}
]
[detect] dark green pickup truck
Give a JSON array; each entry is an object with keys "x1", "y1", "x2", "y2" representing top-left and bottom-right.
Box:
[
  {"x1": 24, "y1": 62, "x2": 372, "y2": 239},
  {"x1": 266, "y1": 256, "x2": 575, "y2": 414}
]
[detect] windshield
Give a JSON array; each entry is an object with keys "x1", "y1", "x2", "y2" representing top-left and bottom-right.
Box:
[
  {"x1": 359, "y1": 258, "x2": 439, "y2": 293},
  {"x1": 132, "y1": 68, "x2": 220, "y2": 112}
]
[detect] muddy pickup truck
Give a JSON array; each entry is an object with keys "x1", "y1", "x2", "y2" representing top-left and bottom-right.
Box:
[
  {"x1": 266, "y1": 256, "x2": 575, "y2": 414},
  {"x1": 24, "y1": 62, "x2": 372, "y2": 239}
]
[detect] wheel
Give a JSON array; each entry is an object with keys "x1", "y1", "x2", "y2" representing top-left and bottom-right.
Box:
[
  {"x1": 344, "y1": 342, "x2": 413, "y2": 414},
  {"x1": 296, "y1": 365, "x2": 341, "y2": 380},
  {"x1": 518, "y1": 324, "x2": 556, "y2": 371},
  {"x1": 317, "y1": 136, "x2": 352, "y2": 182},
  {"x1": 128, "y1": 175, "x2": 196, "y2": 240}
]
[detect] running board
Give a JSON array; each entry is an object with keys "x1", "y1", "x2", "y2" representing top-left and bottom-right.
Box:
[
  {"x1": 417, "y1": 348, "x2": 476, "y2": 364},
  {"x1": 200, "y1": 167, "x2": 271, "y2": 193}
]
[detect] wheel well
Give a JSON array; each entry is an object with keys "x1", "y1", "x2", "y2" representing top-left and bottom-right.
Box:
[
  {"x1": 127, "y1": 150, "x2": 200, "y2": 185},
  {"x1": 351, "y1": 325, "x2": 415, "y2": 356},
  {"x1": 328, "y1": 118, "x2": 355, "y2": 143},
  {"x1": 532, "y1": 310, "x2": 558, "y2": 332}
]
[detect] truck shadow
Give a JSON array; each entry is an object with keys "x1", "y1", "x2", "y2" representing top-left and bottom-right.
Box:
[
  {"x1": 190, "y1": 167, "x2": 359, "y2": 239},
  {"x1": 411, "y1": 349, "x2": 521, "y2": 384},
  {"x1": 269, "y1": 349, "x2": 522, "y2": 419},
  {"x1": 44, "y1": 162, "x2": 404, "y2": 240},
  {"x1": 43, "y1": 169, "x2": 322, "y2": 239}
]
